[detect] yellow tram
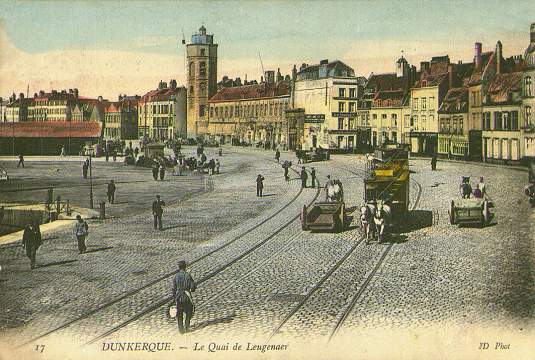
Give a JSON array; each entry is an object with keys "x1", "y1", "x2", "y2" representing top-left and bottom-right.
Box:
[{"x1": 364, "y1": 144, "x2": 410, "y2": 228}]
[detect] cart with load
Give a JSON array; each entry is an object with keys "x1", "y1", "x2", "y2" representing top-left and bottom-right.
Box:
[
  {"x1": 449, "y1": 198, "x2": 492, "y2": 226},
  {"x1": 300, "y1": 202, "x2": 346, "y2": 232}
]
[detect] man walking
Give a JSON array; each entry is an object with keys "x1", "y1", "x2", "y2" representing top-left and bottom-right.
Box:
[
  {"x1": 311, "y1": 167, "x2": 316, "y2": 188},
  {"x1": 82, "y1": 159, "x2": 89, "y2": 179},
  {"x1": 300, "y1": 166, "x2": 308, "y2": 189},
  {"x1": 73, "y1": 215, "x2": 89, "y2": 254},
  {"x1": 22, "y1": 223, "x2": 42, "y2": 269},
  {"x1": 152, "y1": 195, "x2": 165, "y2": 230},
  {"x1": 256, "y1": 174, "x2": 265, "y2": 197},
  {"x1": 283, "y1": 162, "x2": 289, "y2": 181},
  {"x1": 17, "y1": 154, "x2": 25, "y2": 168},
  {"x1": 172, "y1": 260, "x2": 196, "y2": 334},
  {"x1": 107, "y1": 180, "x2": 116, "y2": 204},
  {"x1": 275, "y1": 149, "x2": 280, "y2": 163},
  {"x1": 159, "y1": 164, "x2": 166, "y2": 181},
  {"x1": 431, "y1": 154, "x2": 437, "y2": 171},
  {"x1": 152, "y1": 162, "x2": 159, "y2": 181}
]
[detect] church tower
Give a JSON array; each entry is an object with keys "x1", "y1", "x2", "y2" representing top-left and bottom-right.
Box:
[{"x1": 186, "y1": 26, "x2": 218, "y2": 138}]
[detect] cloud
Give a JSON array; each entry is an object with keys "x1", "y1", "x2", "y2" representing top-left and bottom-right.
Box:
[{"x1": 0, "y1": 23, "x2": 186, "y2": 99}]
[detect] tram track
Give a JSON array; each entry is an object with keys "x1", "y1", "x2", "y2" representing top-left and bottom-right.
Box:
[
  {"x1": 82, "y1": 172, "x2": 321, "y2": 345},
  {"x1": 17, "y1": 154, "x2": 315, "y2": 347},
  {"x1": 326, "y1": 171, "x2": 422, "y2": 342},
  {"x1": 263, "y1": 161, "x2": 423, "y2": 343}
]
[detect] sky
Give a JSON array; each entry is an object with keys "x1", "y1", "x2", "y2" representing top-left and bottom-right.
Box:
[{"x1": 0, "y1": 0, "x2": 534, "y2": 100}]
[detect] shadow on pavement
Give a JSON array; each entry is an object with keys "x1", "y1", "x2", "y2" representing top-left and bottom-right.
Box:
[
  {"x1": 38, "y1": 259, "x2": 78, "y2": 268},
  {"x1": 190, "y1": 313, "x2": 236, "y2": 333},
  {"x1": 163, "y1": 225, "x2": 187, "y2": 231},
  {"x1": 84, "y1": 246, "x2": 114, "y2": 254}
]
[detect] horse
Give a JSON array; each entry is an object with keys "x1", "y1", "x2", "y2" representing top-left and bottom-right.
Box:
[
  {"x1": 360, "y1": 205, "x2": 375, "y2": 243},
  {"x1": 460, "y1": 181, "x2": 472, "y2": 199},
  {"x1": 326, "y1": 180, "x2": 344, "y2": 202},
  {"x1": 361, "y1": 201, "x2": 391, "y2": 243}
]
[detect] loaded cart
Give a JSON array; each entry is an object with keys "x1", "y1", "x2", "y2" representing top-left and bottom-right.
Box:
[
  {"x1": 301, "y1": 202, "x2": 346, "y2": 232},
  {"x1": 449, "y1": 198, "x2": 492, "y2": 226}
]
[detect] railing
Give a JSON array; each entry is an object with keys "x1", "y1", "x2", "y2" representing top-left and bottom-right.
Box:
[{"x1": 45, "y1": 196, "x2": 72, "y2": 219}]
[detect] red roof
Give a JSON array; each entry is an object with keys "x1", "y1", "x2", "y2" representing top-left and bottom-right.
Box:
[
  {"x1": 0, "y1": 121, "x2": 102, "y2": 138},
  {"x1": 105, "y1": 102, "x2": 120, "y2": 113},
  {"x1": 139, "y1": 87, "x2": 184, "y2": 103},
  {"x1": 209, "y1": 82, "x2": 290, "y2": 103},
  {"x1": 486, "y1": 72, "x2": 523, "y2": 104}
]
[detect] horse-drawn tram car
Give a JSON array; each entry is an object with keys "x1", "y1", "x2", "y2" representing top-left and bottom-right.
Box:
[{"x1": 360, "y1": 145, "x2": 410, "y2": 242}]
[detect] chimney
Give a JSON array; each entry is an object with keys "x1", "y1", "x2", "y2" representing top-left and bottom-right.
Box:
[
  {"x1": 496, "y1": 40, "x2": 502, "y2": 75},
  {"x1": 448, "y1": 63, "x2": 454, "y2": 87},
  {"x1": 98, "y1": 96, "x2": 103, "y2": 102},
  {"x1": 531, "y1": 22, "x2": 535, "y2": 44},
  {"x1": 474, "y1": 42, "x2": 482, "y2": 69},
  {"x1": 19, "y1": 93, "x2": 24, "y2": 100},
  {"x1": 74, "y1": 88, "x2": 79, "y2": 99},
  {"x1": 319, "y1": 59, "x2": 329, "y2": 65},
  {"x1": 33, "y1": 93, "x2": 37, "y2": 98},
  {"x1": 292, "y1": 65, "x2": 297, "y2": 80},
  {"x1": 261, "y1": 76, "x2": 264, "y2": 83},
  {"x1": 170, "y1": 79, "x2": 177, "y2": 89},
  {"x1": 39, "y1": 90, "x2": 45, "y2": 96}
]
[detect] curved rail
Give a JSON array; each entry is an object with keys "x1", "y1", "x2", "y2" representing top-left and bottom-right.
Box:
[
  {"x1": 84, "y1": 179, "x2": 321, "y2": 345},
  {"x1": 19, "y1": 152, "x2": 306, "y2": 347}
]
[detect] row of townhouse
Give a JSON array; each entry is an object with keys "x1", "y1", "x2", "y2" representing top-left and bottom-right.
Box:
[{"x1": 363, "y1": 22, "x2": 535, "y2": 163}]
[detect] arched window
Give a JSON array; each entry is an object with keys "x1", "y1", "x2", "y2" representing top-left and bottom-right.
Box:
[
  {"x1": 525, "y1": 76, "x2": 532, "y2": 97},
  {"x1": 189, "y1": 62, "x2": 194, "y2": 77}
]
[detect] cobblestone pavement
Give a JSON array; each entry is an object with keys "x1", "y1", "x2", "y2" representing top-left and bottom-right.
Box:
[
  {"x1": 0, "y1": 147, "x2": 304, "y2": 345},
  {"x1": 1, "y1": 150, "x2": 534, "y2": 351}
]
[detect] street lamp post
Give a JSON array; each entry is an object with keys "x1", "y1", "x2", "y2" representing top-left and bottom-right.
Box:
[{"x1": 89, "y1": 148, "x2": 94, "y2": 209}]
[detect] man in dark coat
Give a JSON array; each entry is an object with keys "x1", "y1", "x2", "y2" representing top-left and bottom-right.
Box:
[
  {"x1": 283, "y1": 164, "x2": 289, "y2": 181},
  {"x1": 152, "y1": 195, "x2": 165, "y2": 230},
  {"x1": 152, "y1": 163, "x2": 159, "y2": 181},
  {"x1": 107, "y1": 180, "x2": 116, "y2": 204},
  {"x1": 300, "y1": 167, "x2": 308, "y2": 188},
  {"x1": 159, "y1": 164, "x2": 166, "y2": 181},
  {"x1": 82, "y1": 160, "x2": 89, "y2": 179},
  {"x1": 431, "y1": 154, "x2": 437, "y2": 171},
  {"x1": 172, "y1": 260, "x2": 197, "y2": 334},
  {"x1": 311, "y1": 167, "x2": 317, "y2": 188},
  {"x1": 275, "y1": 149, "x2": 280, "y2": 162},
  {"x1": 18, "y1": 154, "x2": 24, "y2": 168},
  {"x1": 256, "y1": 174, "x2": 265, "y2": 197},
  {"x1": 22, "y1": 223, "x2": 42, "y2": 269}
]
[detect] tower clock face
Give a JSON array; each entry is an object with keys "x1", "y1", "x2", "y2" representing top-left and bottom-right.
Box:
[{"x1": 199, "y1": 82, "x2": 206, "y2": 93}]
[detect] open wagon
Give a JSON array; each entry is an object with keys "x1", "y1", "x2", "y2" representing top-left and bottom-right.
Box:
[
  {"x1": 301, "y1": 202, "x2": 346, "y2": 232},
  {"x1": 449, "y1": 198, "x2": 492, "y2": 226}
]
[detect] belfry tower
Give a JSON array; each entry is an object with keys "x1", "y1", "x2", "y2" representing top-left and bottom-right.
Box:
[{"x1": 186, "y1": 26, "x2": 218, "y2": 138}]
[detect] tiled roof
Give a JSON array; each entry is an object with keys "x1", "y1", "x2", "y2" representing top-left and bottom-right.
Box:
[
  {"x1": 438, "y1": 87, "x2": 468, "y2": 113},
  {"x1": 486, "y1": 72, "x2": 523, "y2": 104},
  {"x1": 0, "y1": 121, "x2": 102, "y2": 138},
  {"x1": 297, "y1": 60, "x2": 355, "y2": 80},
  {"x1": 209, "y1": 82, "x2": 290, "y2": 103},
  {"x1": 372, "y1": 90, "x2": 405, "y2": 107},
  {"x1": 365, "y1": 73, "x2": 406, "y2": 92},
  {"x1": 469, "y1": 51, "x2": 495, "y2": 86},
  {"x1": 140, "y1": 87, "x2": 184, "y2": 103},
  {"x1": 105, "y1": 102, "x2": 120, "y2": 113},
  {"x1": 34, "y1": 92, "x2": 75, "y2": 102},
  {"x1": 413, "y1": 73, "x2": 448, "y2": 88}
]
